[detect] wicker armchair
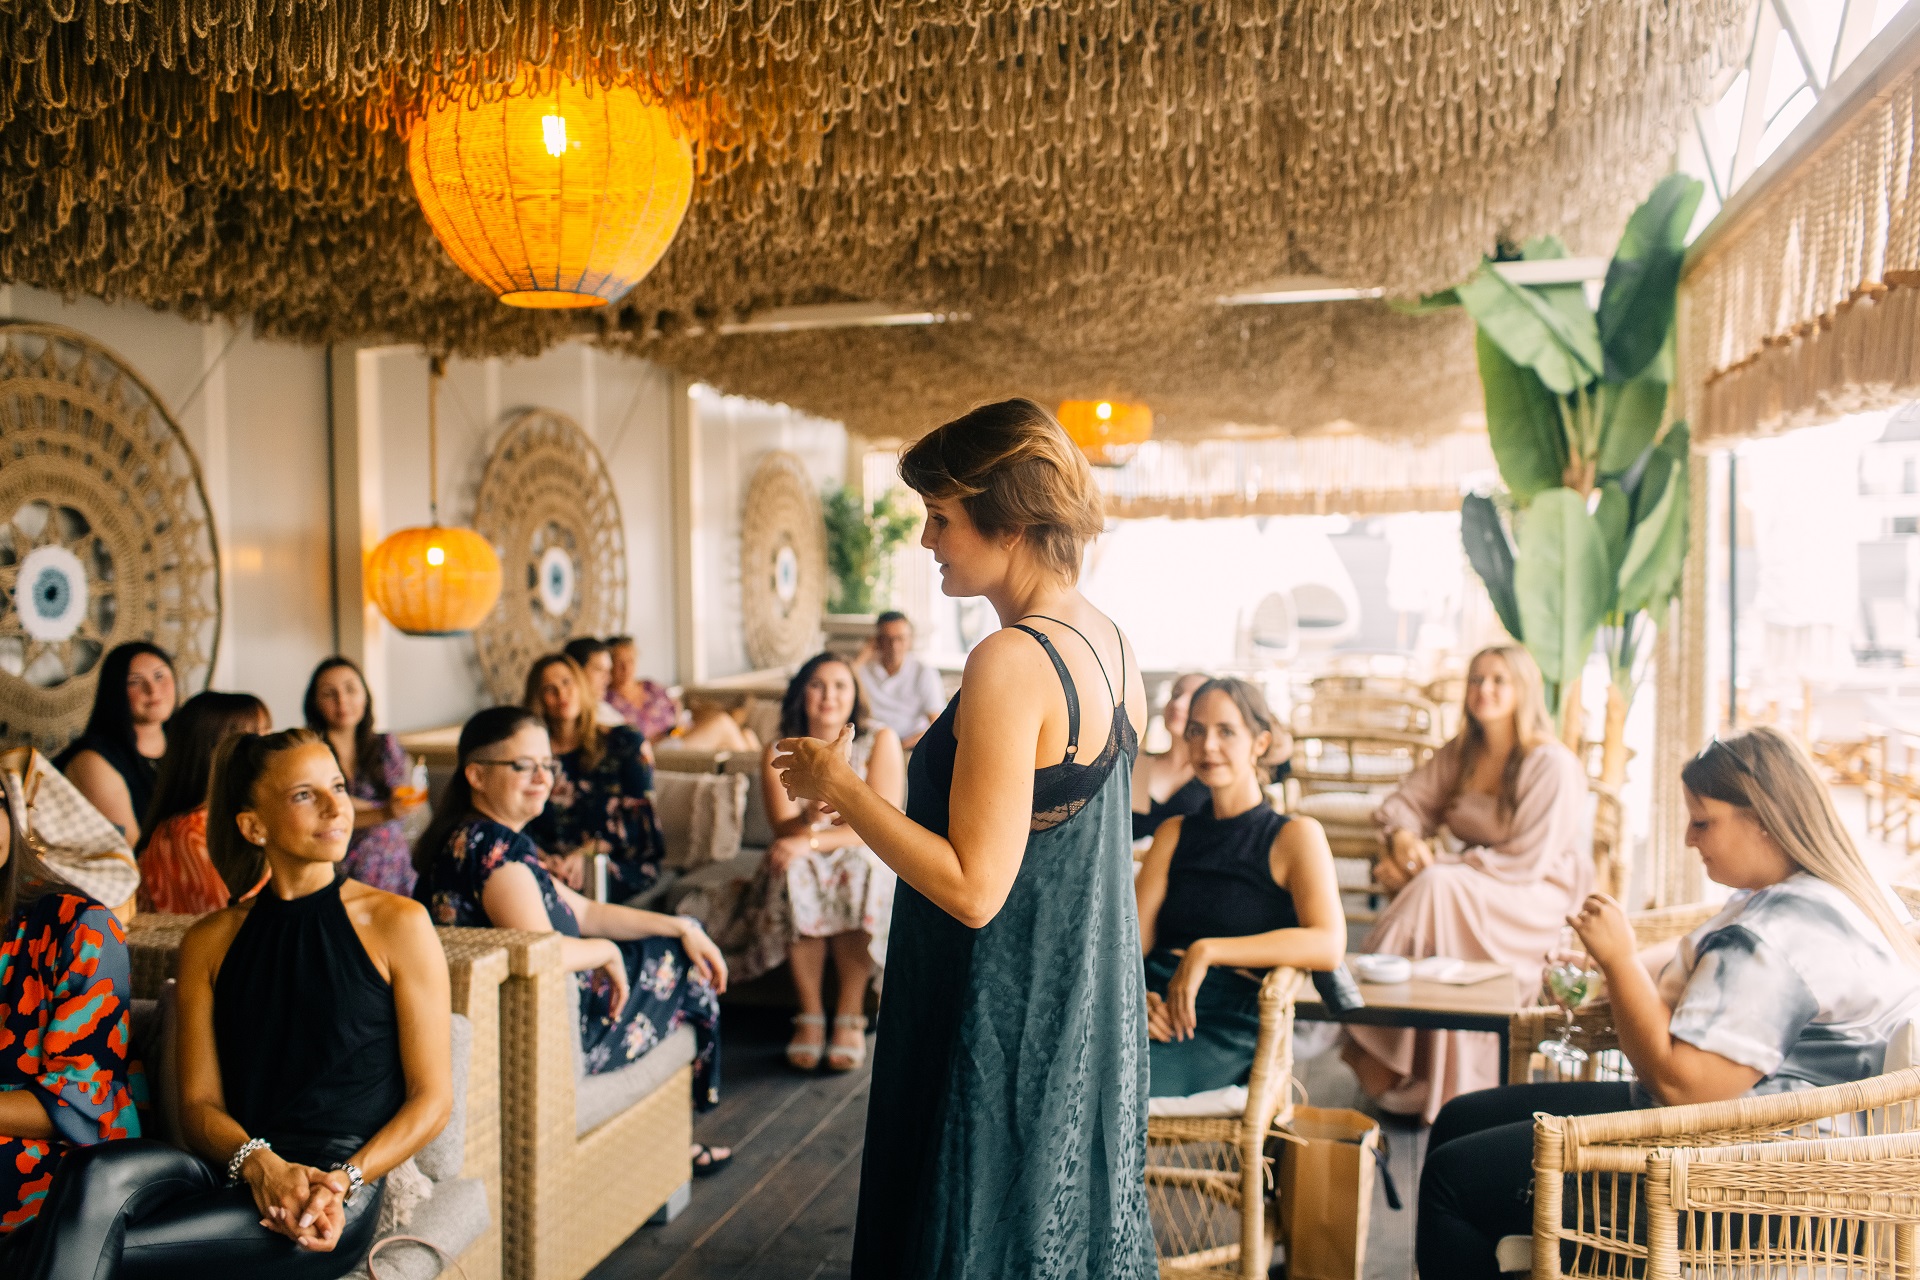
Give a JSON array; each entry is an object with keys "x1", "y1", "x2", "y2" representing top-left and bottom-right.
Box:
[
  {"x1": 121, "y1": 915, "x2": 508, "y2": 1280},
  {"x1": 1144, "y1": 966, "x2": 1304, "y2": 1280},
  {"x1": 491, "y1": 928, "x2": 692, "y2": 1280},
  {"x1": 1530, "y1": 1067, "x2": 1920, "y2": 1277}
]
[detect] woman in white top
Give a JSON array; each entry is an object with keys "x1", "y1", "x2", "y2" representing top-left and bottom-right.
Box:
[
  {"x1": 1416, "y1": 726, "x2": 1920, "y2": 1280},
  {"x1": 751, "y1": 654, "x2": 904, "y2": 1072}
]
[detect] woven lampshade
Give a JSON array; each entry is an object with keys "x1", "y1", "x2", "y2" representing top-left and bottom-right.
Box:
[
  {"x1": 407, "y1": 73, "x2": 695, "y2": 309},
  {"x1": 367, "y1": 525, "x2": 503, "y2": 636},
  {"x1": 1058, "y1": 400, "x2": 1153, "y2": 467}
]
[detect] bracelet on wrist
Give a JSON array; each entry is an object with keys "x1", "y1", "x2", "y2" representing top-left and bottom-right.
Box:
[{"x1": 227, "y1": 1137, "x2": 272, "y2": 1185}]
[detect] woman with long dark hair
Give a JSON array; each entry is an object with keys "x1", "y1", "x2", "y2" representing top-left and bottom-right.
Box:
[
  {"x1": 303, "y1": 657, "x2": 422, "y2": 895},
  {"x1": 4, "y1": 728, "x2": 452, "y2": 1278},
  {"x1": 0, "y1": 783, "x2": 139, "y2": 1255},
  {"x1": 413, "y1": 707, "x2": 732, "y2": 1168},
  {"x1": 522, "y1": 654, "x2": 665, "y2": 898},
  {"x1": 1416, "y1": 727, "x2": 1920, "y2": 1279},
  {"x1": 743, "y1": 653, "x2": 902, "y2": 1071},
  {"x1": 138, "y1": 690, "x2": 271, "y2": 914},
  {"x1": 773, "y1": 398, "x2": 1156, "y2": 1278},
  {"x1": 57, "y1": 641, "x2": 177, "y2": 842}
]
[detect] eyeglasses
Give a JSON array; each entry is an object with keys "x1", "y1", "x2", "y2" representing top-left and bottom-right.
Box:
[
  {"x1": 471, "y1": 757, "x2": 560, "y2": 777},
  {"x1": 1700, "y1": 736, "x2": 1756, "y2": 777}
]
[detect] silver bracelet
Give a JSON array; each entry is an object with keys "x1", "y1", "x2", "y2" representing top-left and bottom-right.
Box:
[
  {"x1": 227, "y1": 1137, "x2": 271, "y2": 1185},
  {"x1": 330, "y1": 1160, "x2": 366, "y2": 1204}
]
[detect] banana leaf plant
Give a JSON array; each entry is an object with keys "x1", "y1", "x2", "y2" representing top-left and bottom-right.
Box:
[
  {"x1": 823, "y1": 485, "x2": 921, "y2": 615},
  {"x1": 1411, "y1": 174, "x2": 1701, "y2": 783}
]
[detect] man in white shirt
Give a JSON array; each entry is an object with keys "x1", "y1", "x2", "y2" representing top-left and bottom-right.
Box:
[{"x1": 858, "y1": 611, "x2": 946, "y2": 747}]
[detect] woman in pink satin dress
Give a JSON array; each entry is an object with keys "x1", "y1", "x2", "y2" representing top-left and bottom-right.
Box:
[{"x1": 1342, "y1": 643, "x2": 1589, "y2": 1122}]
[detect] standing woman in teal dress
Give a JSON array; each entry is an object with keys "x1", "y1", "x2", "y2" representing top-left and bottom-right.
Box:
[{"x1": 774, "y1": 398, "x2": 1156, "y2": 1279}]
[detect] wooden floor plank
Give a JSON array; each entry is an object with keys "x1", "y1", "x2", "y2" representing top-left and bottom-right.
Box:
[{"x1": 590, "y1": 1004, "x2": 1431, "y2": 1280}]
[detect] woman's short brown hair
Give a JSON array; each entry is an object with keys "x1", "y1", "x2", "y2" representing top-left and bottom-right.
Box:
[{"x1": 898, "y1": 398, "x2": 1104, "y2": 582}]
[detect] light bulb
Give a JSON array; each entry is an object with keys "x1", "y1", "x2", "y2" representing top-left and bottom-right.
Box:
[
  {"x1": 1095, "y1": 401, "x2": 1113, "y2": 420},
  {"x1": 541, "y1": 114, "x2": 568, "y2": 157},
  {"x1": 427, "y1": 545, "x2": 446, "y2": 566}
]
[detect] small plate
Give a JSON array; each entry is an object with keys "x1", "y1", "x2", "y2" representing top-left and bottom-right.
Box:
[{"x1": 1350, "y1": 954, "x2": 1413, "y2": 985}]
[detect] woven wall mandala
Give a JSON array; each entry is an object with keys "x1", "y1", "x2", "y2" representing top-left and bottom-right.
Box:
[
  {"x1": 471, "y1": 409, "x2": 627, "y2": 703},
  {"x1": 0, "y1": 325, "x2": 221, "y2": 750},
  {"x1": 740, "y1": 451, "x2": 826, "y2": 670}
]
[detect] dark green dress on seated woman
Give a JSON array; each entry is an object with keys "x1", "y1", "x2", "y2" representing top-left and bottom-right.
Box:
[
  {"x1": 853, "y1": 622, "x2": 1158, "y2": 1280},
  {"x1": 1145, "y1": 803, "x2": 1299, "y2": 1097}
]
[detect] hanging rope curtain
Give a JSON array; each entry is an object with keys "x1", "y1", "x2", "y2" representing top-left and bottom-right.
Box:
[
  {"x1": 0, "y1": 1, "x2": 1747, "y2": 441},
  {"x1": 1092, "y1": 431, "x2": 1495, "y2": 520},
  {"x1": 1683, "y1": 18, "x2": 1920, "y2": 445}
]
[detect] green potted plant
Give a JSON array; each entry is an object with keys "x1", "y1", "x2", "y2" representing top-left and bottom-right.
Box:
[
  {"x1": 1413, "y1": 174, "x2": 1701, "y2": 785},
  {"x1": 823, "y1": 484, "x2": 920, "y2": 617}
]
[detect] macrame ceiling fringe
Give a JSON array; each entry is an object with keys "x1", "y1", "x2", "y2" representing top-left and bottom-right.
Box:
[{"x1": 0, "y1": 0, "x2": 1748, "y2": 439}]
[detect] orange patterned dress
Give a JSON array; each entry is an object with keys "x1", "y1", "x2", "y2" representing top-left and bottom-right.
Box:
[{"x1": 137, "y1": 808, "x2": 230, "y2": 916}]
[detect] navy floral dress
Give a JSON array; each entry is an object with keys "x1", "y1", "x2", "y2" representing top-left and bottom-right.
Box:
[
  {"x1": 526, "y1": 727, "x2": 667, "y2": 901},
  {"x1": 416, "y1": 816, "x2": 719, "y2": 1108},
  {"x1": 0, "y1": 892, "x2": 140, "y2": 1234}
]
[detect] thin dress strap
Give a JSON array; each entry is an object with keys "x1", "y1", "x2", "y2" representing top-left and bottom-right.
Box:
[
  {"x1": 1011, "y1": 623, "x2": 1081, "y2": 764},
  {"x1": 1020, "y1": 613, "x2": 1116, "y2": 701}
]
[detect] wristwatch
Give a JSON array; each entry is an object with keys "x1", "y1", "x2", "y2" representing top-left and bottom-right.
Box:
[{"x1": 331, "y1": 1160, "x2": 366, "y2": 1204}]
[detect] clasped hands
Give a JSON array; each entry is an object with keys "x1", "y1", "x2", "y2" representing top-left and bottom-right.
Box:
[
  {"x1": 1145, "y1": 941, "x2": 1215, "y2": 1044},
  {"x1": 241, "y1": 1146, "x2": 350, "y2": 1252},
  {"x1": 1372, "y1": 829, "x2": 1433, "y2": 894}
]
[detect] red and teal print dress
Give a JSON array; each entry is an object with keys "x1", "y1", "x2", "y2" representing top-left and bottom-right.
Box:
[{"x1": 0, "y1": 892, "x2": 139, "y2": 1234}]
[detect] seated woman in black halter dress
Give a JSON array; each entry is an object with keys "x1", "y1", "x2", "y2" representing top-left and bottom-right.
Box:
[
  {"x1": 8, "y1": 728, "x2": 453, "y2": 1280},
  {"x1": 1134, "y1": 678, "x2": 1344, "y2": 1096}
]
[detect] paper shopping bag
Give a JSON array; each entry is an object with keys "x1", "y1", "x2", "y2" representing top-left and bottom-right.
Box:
[{"x1": 1276, "y1": 1105, "x2": 1389, "y2": 1280}]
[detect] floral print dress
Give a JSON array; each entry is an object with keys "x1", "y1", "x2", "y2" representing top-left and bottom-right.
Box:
[
  {"x1": 342, "y1": 732, "x2": 416, "y2": 897},
  {"x1": 609, "y1": 680, "x2": 679, "y2": 741},
  {"x1": 416, "y1": 816, "x2": 720, "y2": 1108},
  {"x1": 0, "y1": 892, "x2": 140, "y2": 1234},
  {"x1": 525, "y1": 726, "x2": 666, "y2": 901}
]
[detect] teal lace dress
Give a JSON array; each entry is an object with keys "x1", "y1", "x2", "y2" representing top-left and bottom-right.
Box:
[{"x1": 853, "y1": 622, "x2": 1157, "y2": 1279}]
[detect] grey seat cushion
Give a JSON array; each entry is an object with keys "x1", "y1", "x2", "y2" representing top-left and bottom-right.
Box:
[
  {"x1": 575, "y1": 1023, "x2": 697, "y2": 1136},
  {"x1": 344, "y1": 1176, "x2": 490, "y2": 1280},
  {"x1": 414, "y1": 1013, "x2": 471, "y2": 1182}
]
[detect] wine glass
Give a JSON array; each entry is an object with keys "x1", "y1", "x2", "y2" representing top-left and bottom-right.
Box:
[{"x1": 1536, "y1": 926, "x2": 1597, "y2": 1082}]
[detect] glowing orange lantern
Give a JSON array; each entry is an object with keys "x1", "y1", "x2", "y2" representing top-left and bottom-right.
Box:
[
  {"x1": 1057, "y1": 400, "x2": 1153, "y2": 467},
  {"x1": 368, "y1": 359, "x2": 504, "y2": 635},
  {"x1": 407, "y1": 72, "x2": 695, "y2": 308}
]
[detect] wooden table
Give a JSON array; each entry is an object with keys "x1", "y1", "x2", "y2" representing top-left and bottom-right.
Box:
[{"x1": 1295, "y1": 963, "x2": 1525, "y2": 1084}]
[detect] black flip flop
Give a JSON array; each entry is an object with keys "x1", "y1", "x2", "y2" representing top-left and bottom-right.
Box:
[{"x1": 691, "y1": 1142, "x2": 733, "y2": 1178}]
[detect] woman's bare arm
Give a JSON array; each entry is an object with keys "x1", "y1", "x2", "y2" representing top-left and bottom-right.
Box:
[
  {"x1": 65, "y1": 751, "x2": 137, "y2": 840},
  {"x1": 1189, "y1": 816, "x2": 1344, "y2": 972},
  {"x1": 340, "y1": 896, "x2": 451, "y2": 1181},
  {"x1": 481, "y1": 863, "x2": 623, "y2": 975},
  {"x1": 1134, "y1": 818, "x2": 1181, "y2": 953}
]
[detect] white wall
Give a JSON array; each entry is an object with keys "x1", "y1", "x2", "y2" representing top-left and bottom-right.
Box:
[
  {"x1": 353, "y1": 344, "x2": 679, "y2": 731},
  {"x1": 690, "y1": 387, "x2": 848, "y2": 679},
  {"x1": 1, "y1": 285, "x2": 849, "y2": 741},
  {"x1": 1, "y1": 287, "x2": 335, "y2": 729}
]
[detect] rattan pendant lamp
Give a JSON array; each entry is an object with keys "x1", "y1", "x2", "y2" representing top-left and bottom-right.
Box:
[
  {"x1": 407, "y1": 70, "x2": 696, "y2": 308},
  {"x1": 1057, "y1": 399, "x2": 1153, "y2": 467},
  {"x1": 366, "y1": 357, "x2": 504, "y2": 636}
]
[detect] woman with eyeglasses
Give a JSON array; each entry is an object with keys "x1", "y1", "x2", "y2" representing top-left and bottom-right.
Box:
[
  {"x1": 411, "y1": 707, "x2": 732, "y2": 1173},
  {"x1": 1416, "y1": 726, "x2": 1920, "y2": 1280}
]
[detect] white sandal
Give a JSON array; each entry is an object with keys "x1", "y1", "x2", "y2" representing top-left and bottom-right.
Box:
[
  {"x1": 827, "y1": 1014, "x2": 869, "y2": 1072},
  {"x1": 787, "y1": 1013, "x2": 827, "y2": 1070}
]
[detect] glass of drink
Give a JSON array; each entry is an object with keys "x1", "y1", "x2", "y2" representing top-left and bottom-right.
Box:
[{"x1": 1537, "y1": 926, "x2": 1597, "y2": 1082}]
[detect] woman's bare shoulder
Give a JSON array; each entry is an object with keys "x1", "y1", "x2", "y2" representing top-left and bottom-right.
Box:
[{"x1": 181, "y1": 901, "x2": 251, "y2": 964}]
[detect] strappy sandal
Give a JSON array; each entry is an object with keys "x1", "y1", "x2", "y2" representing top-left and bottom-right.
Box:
[
  {"x1": 787, "y1": 1013, "x2": 827, "y2": 1070},
  {"x1": 826, "y1": 1014, "x2": 869, "y2": 1072},
  {"x1": 691, "y1": 1142, "x2": 733, "y2": 1178}
]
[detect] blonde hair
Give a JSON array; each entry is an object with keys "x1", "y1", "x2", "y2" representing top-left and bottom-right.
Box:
[
  {"x1": 1684, "y1": 727, "x2": 1920, "y2": 964},
  {"x1": 1452, "y1": 643, "x2": 1557, "y2": 819},
  {"x1": 898, "y1": 397, "x2": 1104, "y2": 582},
  {"x1": 524, "y1": 654, "x2": 603, "y2": 768}
]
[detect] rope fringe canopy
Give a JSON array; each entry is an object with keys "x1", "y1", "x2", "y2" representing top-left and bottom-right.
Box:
[{"x1": 0, "y1": 1, "x2": 1749, "y2": 439}]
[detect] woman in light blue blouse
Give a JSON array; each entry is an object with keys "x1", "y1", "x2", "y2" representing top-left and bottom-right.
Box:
[{"x1": 1418, "y1": 726, "x2": 1920, "y2": 1279}]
